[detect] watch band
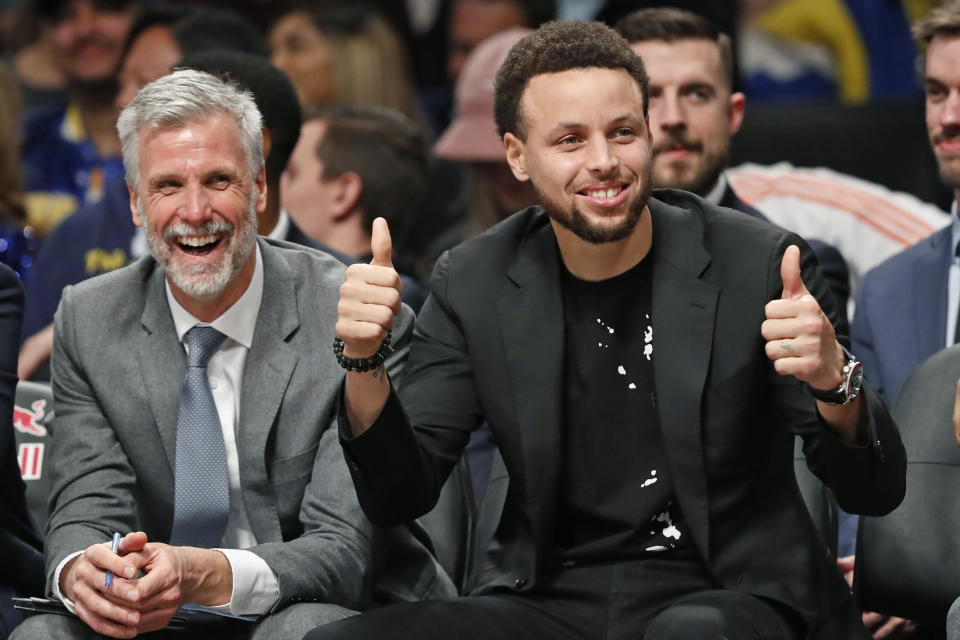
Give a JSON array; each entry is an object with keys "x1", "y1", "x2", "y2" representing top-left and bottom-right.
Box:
[{"x1": 805, "y1": 345, "x2": 863, "y2": 406}]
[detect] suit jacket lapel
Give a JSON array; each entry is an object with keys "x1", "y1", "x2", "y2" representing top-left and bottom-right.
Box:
[
  {"x1": 648, "y1": 198, "x2": 718, "y2": 562},
  {"x1": 138, "y1": 266, "x2": 186, "y2": 476},
  {"x1": 238, "y1": 240, "x2": 300, "y2": 543},
  {"x1": 912, "y1": 229, "x2": 951, "y2": 361},
  {"x1": 498, "y1": 217, "x2": 564, "y2": 548}
]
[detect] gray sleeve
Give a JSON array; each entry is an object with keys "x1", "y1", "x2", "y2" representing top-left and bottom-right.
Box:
[{"x1": 44, "y1": 286, "x2": 141, "y2": 593}]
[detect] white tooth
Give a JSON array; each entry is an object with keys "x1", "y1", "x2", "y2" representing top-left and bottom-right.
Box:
[{"x1": 178, "y1": 234, "x2": 216, "y2": 247}]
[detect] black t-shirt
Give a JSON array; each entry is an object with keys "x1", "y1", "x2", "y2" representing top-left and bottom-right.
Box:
[{"x1": 556, "y1": 253, "x2": 693, "y2": 564}]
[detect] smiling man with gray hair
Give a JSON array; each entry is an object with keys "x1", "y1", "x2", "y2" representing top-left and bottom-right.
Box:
[{"x1": 11, "y1": 69, "x2": 450, "y2": 640}]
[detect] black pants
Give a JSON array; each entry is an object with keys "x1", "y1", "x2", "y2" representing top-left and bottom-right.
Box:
[{"x1": 305, "y1": 557, "x2": 803, "y2": 640}]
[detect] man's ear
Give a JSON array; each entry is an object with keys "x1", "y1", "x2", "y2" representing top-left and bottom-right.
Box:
[
  {"x1": 330, "y1": 171, "x2": 362, "y2": 220},
  {"x1": 504, "y1": 132, "x2": 530, "y2": 182},
  {"x1": 129, "y1": 183, "x2": 142, "y2": 227},
  {"x1": 262, "y1": 128, "x2": 273, "y2": 163},
  {"x1": 728, "y1": 91, "x2": 746, "y2": 136},
  {"x1": 255, "y1": 166, "x2": 268, "y2": 214}
]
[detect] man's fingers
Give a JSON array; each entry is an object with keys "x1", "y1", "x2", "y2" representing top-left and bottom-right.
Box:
[
  {"x1": 340, "y1": 273, "x2": 402, "y2": 309},
  {"x1": 370, "y1": 217, "x2": 393, "y2": 268},
  {"x1": 345, "y1": 263, "x2": 401, "y2": 289},
  {"x1": 73, "y1": 584, "x2": 140, "y2": 638},
  {"x1": 779, "y1": 245, "x2": 809, "y2": 300},
  {"x1": 760, "y1": 317, "x2": 808, "y2": 341},
  {"x1": 120, "y1": 531, "x2": 148, "y2": 554},
  {"x1": 873, "y1": 616, "x2": 908, "y2": 639},
  {"x1": 85, "y1": 544, "x2": 137, "y2": 581},
  {"x1": 136, "y1": 607, "x2": 181, "y2": 634},
  {"x1": 131, "y1": 561, "x2": 177, "y2": 602}
]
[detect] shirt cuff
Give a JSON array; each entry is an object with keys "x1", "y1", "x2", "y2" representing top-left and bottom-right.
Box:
[
  {"x1": 52, "y1": 551, "x2": 84, "y2": 614},
  {"x1": 212, "y1": 548, "x2": 279, "y2": 616}
]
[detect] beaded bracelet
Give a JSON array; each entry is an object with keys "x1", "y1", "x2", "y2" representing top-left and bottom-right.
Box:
[{"x1": 332, "y1": 330, "x2": 393, "y2": 372}]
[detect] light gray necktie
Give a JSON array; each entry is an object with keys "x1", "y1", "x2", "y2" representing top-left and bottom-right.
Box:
[{"x1": 170, "y1": 326, "x2": 230, "y2": 548}]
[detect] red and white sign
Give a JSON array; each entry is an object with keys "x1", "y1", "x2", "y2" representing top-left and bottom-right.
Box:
[
  {"x1": 13, "y1": 399, "x2": 48, "y2": 437},
  {"x1": 18, "y1": 443, "x2": 44, "y2": 480}
]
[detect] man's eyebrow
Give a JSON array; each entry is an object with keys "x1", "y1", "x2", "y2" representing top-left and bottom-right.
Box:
[
  {"x1": 549, "y1": 114, "x2": 637, "y2": 132},
  {"x1": 147, "y1": 172, "x2": 182, "y2": 186}
]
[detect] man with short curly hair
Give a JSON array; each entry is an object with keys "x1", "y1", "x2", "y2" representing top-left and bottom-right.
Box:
[{"x1": 313, "y1": 20, "x2": 905, "y2": 640}]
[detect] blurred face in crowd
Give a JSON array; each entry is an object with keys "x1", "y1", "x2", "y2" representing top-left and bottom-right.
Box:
[
  {"x1": 472, "y1": 162, "x2": 537, "y2": 217},
  {"x1": 132, "y1": 114, "x2": 265, "y2": 305},
  {"x1": 115, "y1": 25, "x2": 181, "y2": 111},
  {"x1": 631, "y1": 38, "x2": 744, "y2": 196},
  {"x1": 50, "y1": 0, "x2": 136, "y2": 88},
  {"x1": 449, "y1": 0, "x2": 525, "y2": 83},
  {"x1": 281, "y1": 119, "x2": 337, "y2": 242},
  {"x1": 504, "y1": 67, "x2": 653, "y2": 245},
  {"x1": 924, "y1": 33, "x2": 960, "y2": 196},
  {"x1": 269, "y1": 11, "x2": 336, "y2": 108}
]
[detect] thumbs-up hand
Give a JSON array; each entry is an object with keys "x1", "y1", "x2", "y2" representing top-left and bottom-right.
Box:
[
  {"x1": 761, "y1": 245, "x2": 845, "y2": 391},
  {"x1": 336, "y1": 217, "x2": 404, "y2": 360}
]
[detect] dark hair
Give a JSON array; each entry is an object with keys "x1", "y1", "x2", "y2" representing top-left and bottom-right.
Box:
[
  {"x1": 494, "y1": 20, "x2": 648, "y2": 140},
  {"x1": 123, "y1": 5, "x2": 265, "y2": 66},
  {"x1": 306, "y1": 104, "x2": 429, "y2": 251},
  {"x1": 121, "y1": 5, "x2": 189, "y2": 59},
  {"x1": 615, "y1": 8, "x2": 734, "y2": 89},
  {"x1": 174, "y1": 7, "x2": 266, "y2": 58},
  {"x1": 35, "y1": 0, "x2": 136, "y2": 23},
  {"x1": 913, "y1": 0, "x2": 960, "y2": 45},
  {"x1": 177, "y1": 50, "x2": 302, "y2": 183}
]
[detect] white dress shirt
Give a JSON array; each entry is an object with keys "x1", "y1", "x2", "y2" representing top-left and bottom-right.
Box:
[
  {"x1": 55, "y1": 244, "x2": 280, "y2": 616},
  {"x1": 946, "y1": 200, "x2": 960, "y2": 347}
]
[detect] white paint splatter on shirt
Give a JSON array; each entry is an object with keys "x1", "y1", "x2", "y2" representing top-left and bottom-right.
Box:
[
  {"x1": 656, "y1": 511, "x2": 681, "y2": 540},
  {"x1": 641, "y1": 469, "x2": 658, "y2": 487}
]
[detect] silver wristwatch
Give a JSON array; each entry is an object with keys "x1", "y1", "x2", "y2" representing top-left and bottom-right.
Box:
[{"x1": 805, "y1": 345, "x2": 864, "y2": 406}]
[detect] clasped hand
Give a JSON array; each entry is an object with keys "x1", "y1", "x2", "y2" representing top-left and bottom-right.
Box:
[{"x1": 60, "y1": 531, "x2": 225, "y2": 638}]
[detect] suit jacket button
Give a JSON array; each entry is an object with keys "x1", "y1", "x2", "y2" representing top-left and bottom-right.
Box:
[{"x1": 514, "y1": 577, "x2": 527, "y2": 588}]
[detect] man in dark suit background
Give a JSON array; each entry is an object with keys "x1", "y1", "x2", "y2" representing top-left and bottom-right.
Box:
[
  {"x1": 616, "y1": 8, "x2": 851, "y2": 331},
  {"x1": 309, "y1": 20, "x2": 905, "y2": 640},
  {"x1": 0, "y1": 263, "x2": 43, "y2": 639}
]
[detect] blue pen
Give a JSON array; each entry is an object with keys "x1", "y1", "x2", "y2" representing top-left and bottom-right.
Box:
[{"x1": 104, "y1": 532, "x2": 121, "y2": 588}]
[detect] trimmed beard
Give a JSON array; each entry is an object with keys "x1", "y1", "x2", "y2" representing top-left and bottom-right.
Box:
[
  {"x1": 936, "y1": 155, "x2": 960, "y2": 190},
  {"x1": 651, "y1": 136, "x2": 729, "y2": 197},
  {"x1": 536, "y1": 169, "x2": 653, "y2": 244},
  {"x1": 142, "y1": 188, "x2": 259, "y2": 299}
]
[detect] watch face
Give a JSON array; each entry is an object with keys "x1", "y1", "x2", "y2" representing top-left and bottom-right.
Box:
[
  {"x1": 849, "y1": 361, "x2": 864, "y2": 390},
  {"x1": 844, "y1": 362, "x2": 863, "y2": 404}
]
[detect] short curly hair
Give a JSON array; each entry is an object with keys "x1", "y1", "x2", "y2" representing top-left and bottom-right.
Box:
[{"x1": 493, "y1": 20, "x2": 649, "y2": 140}]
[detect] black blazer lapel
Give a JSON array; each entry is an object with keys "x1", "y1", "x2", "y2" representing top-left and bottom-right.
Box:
[
  {"x1": 648, "y1": 197, "x2": 719, "y2": 563},
  {"x1": 498, "y1": 219, "x2": 565, "y2": 550}
]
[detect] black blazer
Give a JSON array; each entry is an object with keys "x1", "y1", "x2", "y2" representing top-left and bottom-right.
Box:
[
  {"x1": 342, "y1": 190, "x2": 906, "y2": 639},
  {"x1": 0, "y1": 263, "x2": 43, "y2": 637}
]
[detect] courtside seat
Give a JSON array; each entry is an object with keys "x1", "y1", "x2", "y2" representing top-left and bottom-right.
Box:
[{"x1": 11, "y1": 381, "x2": 54, "y2": 536}]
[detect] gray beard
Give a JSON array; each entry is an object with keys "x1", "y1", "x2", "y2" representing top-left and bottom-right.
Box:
[{"x1": 142, "y1": 191, "x2": 258, "y2": 299}]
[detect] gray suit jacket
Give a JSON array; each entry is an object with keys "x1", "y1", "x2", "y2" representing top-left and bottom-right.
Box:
[{"x1": 45, "y1": 238, "x2": 453, "y2": 612}]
